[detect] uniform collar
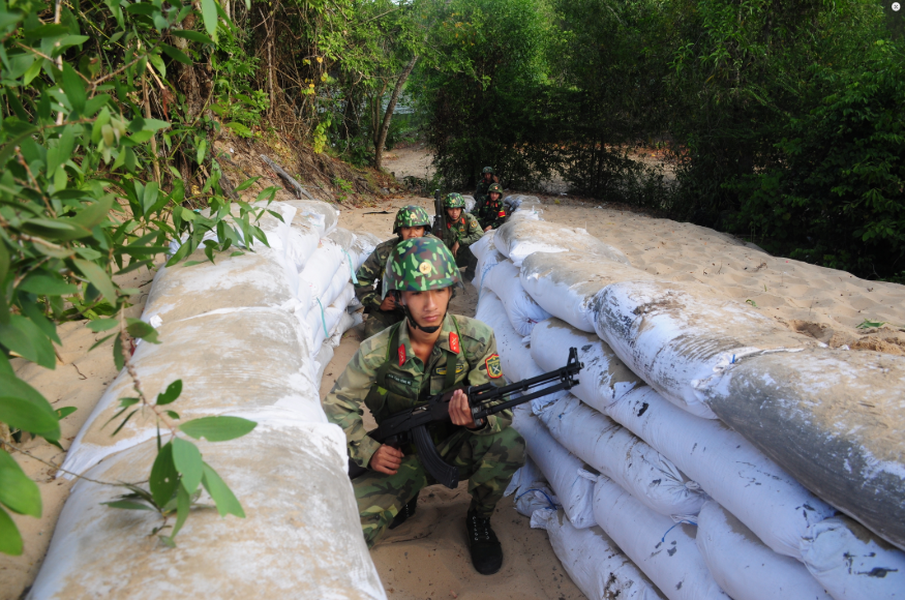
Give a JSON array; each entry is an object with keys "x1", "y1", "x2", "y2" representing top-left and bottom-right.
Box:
[{"x1": 396, "y1": 314, "x2": 459, "y2": 367}]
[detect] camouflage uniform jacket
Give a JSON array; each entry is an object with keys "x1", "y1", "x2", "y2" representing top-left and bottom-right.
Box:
[
  {"x1": 477, "y1": 195, "x2": 507, "y2": 230},
  {"x1": 354, "y1": 234, "x2": 440, "y2": 311},
  {"x1": 440, "y1": 213, "x2": 483, "y2": 250},
  {"x1": 473, "y1": 177, "x2": 498, "y2": 212},
  {"x1": 323, "y1": 314, "x2": 509, "y2": 470}
]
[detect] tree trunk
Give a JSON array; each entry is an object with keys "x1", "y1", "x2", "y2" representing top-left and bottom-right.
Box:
[{"x1": 374, "y1": 55, "x2": 418, "y2": 170}]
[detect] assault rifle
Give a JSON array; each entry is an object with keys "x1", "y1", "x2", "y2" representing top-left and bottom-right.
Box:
[
  {"x1": 348, "y1": 347, "x2": 582, "y2": 488},
  {"x1": 433, "y1": 188, "x2": 446, "y2": 234}
]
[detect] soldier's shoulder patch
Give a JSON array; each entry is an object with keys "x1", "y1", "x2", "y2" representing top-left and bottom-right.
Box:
[
  {"x1": 449, "y1": 332, "x2": 460, "y2": 354},
  {"x1": 485, "y1": 354, "x2": 502, "y2": 379}
]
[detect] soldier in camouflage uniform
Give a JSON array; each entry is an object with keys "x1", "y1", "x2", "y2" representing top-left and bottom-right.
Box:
[
  {"x1": 476, "y1": 182, "x2": 507, "y2": 232},
  {"x1": 355, "y1": 205, "x2": 435, "y2": 339},
  {"x1": 473, "y1": 166, "x2": 499, "y2": 215},
  {"x1": 324, "y1": 237, "x2": 525, "y2": 575},
  {"x1": 439, "y1": 193, "x2": 483, "y2": 281}
]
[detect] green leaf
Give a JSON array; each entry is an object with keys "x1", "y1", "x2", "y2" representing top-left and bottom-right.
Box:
[
  {"x1": 0, "y1": 241, "x2": 8, "y2": 288},
  {"x1": 172, "y1": 437, "x2": 203, "y2": 494},
  {"x1": 67, "y1": 196, "x2": 114, "y2": 230},
  {"x1": 179, "y1": 416, "x2": 256, "y2": 442},
  {"x1": 161, "y1": 44, "x2": 192, "y2": 65},
  {"x1": 55, "y1": 406, "x2": 77, "y2": 419},
  {"x1": 0, "y1": 506, "x2": 23, "y2": 556},
  {"x1": 110, "y1": 409, "x2": 138, "y2": 436},
  {"x1": 0, "y1": 363, "x2": 59, "y2": 438},
  {"x1": 156, "y1": 380, "x2": 182, "y2": 406},
  {"x1": 170, "y1": 30, "x2": 214, "y2": 44},
  {"x1": 86, "y1": 318, "x2": 120, "y2": 333},
  {"x1": 0, "y1": 450, "x2": 41, "y2": 517},
  {"x1": 201, "y1": 462, "x2": 244, "y2": 518},
  {"x1": 18, "y1": 274, "x2": 79, "y2": 296},
  {"x1": 0, "y1": 315, "x2": 56, "y2": 369},
  {"x1": 141, "y1": 181, "x2": 159, "y2": 216},
  {"x1": 20, "y1": 217, "x2": 91, "y2": 242},
  {"x1": 102, "y1": 499, "x2": 154, "y2": 511},
  {"x1": 233, "y1": 177, "x2": 259, "y2": 193},
  {"x1": 224, "y1": 122, "x2": 252, "y2": 137},
  {"x1": 61, "y1": 62, "x2": 87, "y2": 114},
  {"x1": 200, "y1": 0, "x2": 218, "y2": 38},
  {"x1": 112, "y1": 333, "x2": 124, "y2": 371},
  {"x1": 125, "y1": 318, "x2": 159, "y2": 343},
  {"x1": 169, "y1": 484, "x2": 191, "y2": 541},
  {"x1": 149, "y1": 442, "x2": 179, "y2": 508},
  {"x1": 73, "y1": 259, "x2": 117, "y2": 302}
]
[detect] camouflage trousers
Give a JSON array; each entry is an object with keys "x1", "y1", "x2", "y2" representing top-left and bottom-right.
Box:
[
  {"x1": 353, "y1": 425, "x2": 525, "y2": 548},
  {"x1": 362, "y1": 308, "x2": 406, "y2": 339},
  {"x1": 454, "y1": 245, "x2": 478, "y2": 279}
]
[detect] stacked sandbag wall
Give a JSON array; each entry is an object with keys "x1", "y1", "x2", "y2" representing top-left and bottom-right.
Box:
[
  {"x1": 474, "y1": 197, "x2": 905, "y2": 600},
  {"x1": 29, "y1": 201, "x2": 386, "y2": 600}
]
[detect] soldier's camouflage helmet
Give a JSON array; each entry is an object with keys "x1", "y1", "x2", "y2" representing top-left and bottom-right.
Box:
[
  {"x1": 488, "y1": 183, "x2": 503, "y2": 195},
  {"x1": 392, "y1": 205, "x2": 432, "y2": 234},
  {"x1": 443, "y1": 192, "x2": 466, "y2": 209},
  {"x1": 481, "y1": 166, "x2": 495, "y2": 175},
  {"x1": 382, "y1": 237, "x2": 461, "y2": 297}
]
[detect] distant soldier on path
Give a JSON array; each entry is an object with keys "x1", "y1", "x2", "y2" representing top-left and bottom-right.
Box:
[
  {"x1": 438, "y1": 193, "x2": 483, "y2": 281},
  {"x1": 476, "y1": 182, "x2": 507, "y2": 232},
  {"x1": 354, "y1": 205, "x2": 436, "y2": 338},
  {"x1": 473, "y1": 166, "x2": 500, "y2": 215}
]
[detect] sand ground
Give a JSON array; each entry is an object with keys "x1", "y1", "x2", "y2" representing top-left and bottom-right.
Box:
[{"x1": 5, "y1": 145, "x2": 905, "y2": 599}]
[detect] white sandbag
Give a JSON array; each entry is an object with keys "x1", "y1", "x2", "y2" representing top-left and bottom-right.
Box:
[
  {"x1": 317, "y1": 262, "x2": 355, "y2": 309},
  {"x1": 537, "y1": 395, "x2": 705, "y2": 518},
  {"x1": 469, "y1": 229, "x2": 496, "y2": 262},
  {"x1": 512, "y1": 405, "x2": 596, "y2": 529},
  {"x1": 531, "y1": 318, "x2": 645, "y2": 412},
  {"x1": 696, "y1": 501, "x2": 833, "y2": 600},
  {"x1": 474, "y1": 244, "x2": 505, "y2": 295},
  {"x1": 474, "y1": 292, "x2": 569, "y2": 410},
  {"x1": 62, "y1": 307, "x2": 321, "y2": 476},
  {"x1": 281, "y1": 199, "x2": 339, "y2": 236},
  {"x1": 503, "y1": 194, "x2": 542, "y2": 211},
  {"x1": 801, "y1": 515, "x2": 905, "y2": 600},
  {"x1": 285, "y1": 216, "x2": 321, "y2": 271},
  {"x1": 143, "y1": 248, "x2": 296, "y2": 325},
  {"x1": 327, "y1": 228, "x2": 380, "y2": 272},
  {"x1": 592, "y1": 477, "x2": 730, "y2": 600},
  {"x1": 607, "y1": 386, "x2": 836, "y2": 561},
  {"x1": 494, "y1": 220, "x2": 630, "y2": 267},
  {"x1": 314, "y1": 341, "x2": 335, "y2": 385},
  {"x1": 521, "y1": 251, "x2": 652, "y2": 333},
  {"x1": 593, "y1": 279, "x2": 814, "y2": 420},
  {"x1": 531, "y1": 508, "x2": 667, "y2": 600},
  {"x1": 505, "y1": 456, "x2": 560, "y2": 517},
  {"x1": 701, "y1": 348, "x2": 905, "y2": 551},
  {"x1": 297, "y1": 238, "x2": 347, "y2": 311},
  {"x1": 463, "y1": 194, "x2": 476, "y2": 213},
  {"x1": 32, "y1": 427, "x2": 386, "y2": 600},
  {"x1": 484, "y1": 259, "x2": 552, "y2": 336},
  {"x1": 306, "y1": 284, "x2": 356, "y2": 357}
]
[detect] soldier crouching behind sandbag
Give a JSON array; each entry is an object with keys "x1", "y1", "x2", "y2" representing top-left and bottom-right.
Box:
[
  {"x1": 438, "y1": 192, "x2": 483, "y2": 281},
  {"x1": 324, "y1": 237, "x2": 525, "y2": 575},
  {"x1": 354, "y1": 205, "x2": 438, "y2": 339}
]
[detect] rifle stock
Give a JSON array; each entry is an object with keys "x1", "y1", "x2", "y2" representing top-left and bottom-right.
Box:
[{"x1": 348, "y1": 348, "x2": 583, "y2": 488}]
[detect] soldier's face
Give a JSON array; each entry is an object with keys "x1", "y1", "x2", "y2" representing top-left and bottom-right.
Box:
[
  {"x1": 446, "y1": 208, "x2": 462, "y2": 221},
  {"x1": 490, "y1": 192, "x2": 500, "y2": 201},
  {"x1": 401, "y1": 288, "x2": 452, "y2": 329},
  {"x1": 483, "y1": 173, "x2": 492, "y2": 182},
  {"x1": 399, "y1": 226, "x2": 425, "y2": 240}
]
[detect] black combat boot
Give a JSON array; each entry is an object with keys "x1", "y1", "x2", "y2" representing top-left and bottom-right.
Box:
[
  {"x1": 388, "y1": 493, "x2": 418, "y2": 530},
  {"x1": 465, "y1": 509, "x2": 502, "y2": 575}
]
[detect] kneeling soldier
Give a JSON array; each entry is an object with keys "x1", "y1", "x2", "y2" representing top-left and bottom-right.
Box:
[{"x1": 324, "y1": 237, "x2": 525, "y2": 575}]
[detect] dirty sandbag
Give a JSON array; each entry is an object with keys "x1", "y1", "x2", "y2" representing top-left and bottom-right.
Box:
[
  {"x1": 31, "y1": 428, "x2": 385, "y2": 600},
  {"x1": 521, "y1": 251, "x2": 652, "y2": 333},
  {"x1": 593, "y1": 279, "x2": 815, "y2": 420},
  {"x1": 281, "y1": 199, "x2": 339, "y2": 236},
  {"x1": 505, "y1": 456, "x2": 560, "y2": 517},
  {"x1": 531, "y1": 319, "x2": 644, "y2": 412},
  {"x1": 801, "y1": 515, "x2": 905, "y2": 600},
  {"x1": 537, "y1": 395, "x2": 705, "y2": 519},
  {"x1": 592, "y1": 477, "x2": 730, "y2": 600},
  {"x1": 607, "y1": 386, "x2": 835, "y2": 561},
  {"x1": 62, "y1": 307, "x2": 321, "y2": 477},
  {"x1": 512, "y1": 405, "x2": 596, "y2": 529},
  {"x1": 503, "y1": 194, "x2": 542, "y2": 212},
  {"x1": 143, "y1": 247, "x2": 296, "y2": 326},
  {"x1": 696, "y1": 501, "x2": 832, "y2": 600},
  {"x1": 297, "y1": 238, "x2": 347, "y2": 311},
  {"x1": 701, "y1": 347, "x2": 905, "y2": 552},
  {"x1": 531, "y1": 508, "x2": 667, "y2": 600},
  {"x1": 495, "y1": 220, "x2": 630, "y2": 267}
]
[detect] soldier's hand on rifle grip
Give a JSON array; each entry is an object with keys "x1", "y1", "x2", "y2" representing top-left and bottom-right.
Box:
[
  {"x1": 448, "y1": 388, "x2": 478, "y2": 429},
  {"x1": 369, "y1": 444, "x2": 404, "y2": 475}
]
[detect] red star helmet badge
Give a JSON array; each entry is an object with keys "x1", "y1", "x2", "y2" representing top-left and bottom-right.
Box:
[{"x1": 449, "y1": 332, "x2": 460, "y2": 354}]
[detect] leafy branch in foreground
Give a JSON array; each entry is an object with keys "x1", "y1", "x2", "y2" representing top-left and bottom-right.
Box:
[{"x1": 0, "y1": 0, "x2": 264, "y2": 554}]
